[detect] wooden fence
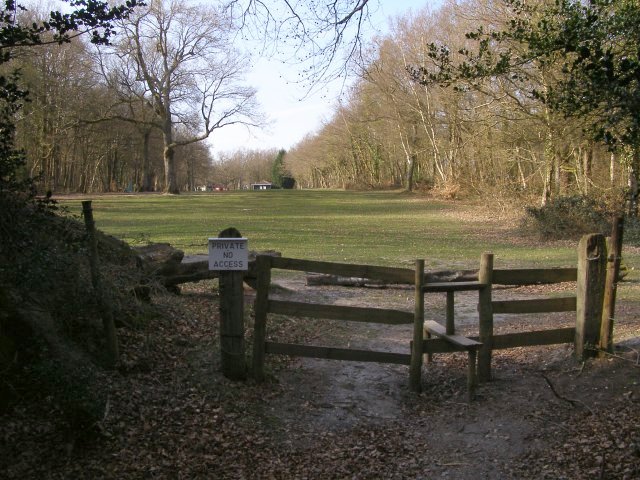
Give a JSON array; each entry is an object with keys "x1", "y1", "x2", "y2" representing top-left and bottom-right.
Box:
[
  {"x1": 251, "y1": 256, "x2": 419, "y2": 381},
  {"x1": 250, "y1": 233, "x2": 612, "y2": 399}
]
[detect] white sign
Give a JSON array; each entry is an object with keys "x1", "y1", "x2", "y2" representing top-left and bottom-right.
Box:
[{"x1": 208, "y1": 238, "x2": 249, "y2": 271}]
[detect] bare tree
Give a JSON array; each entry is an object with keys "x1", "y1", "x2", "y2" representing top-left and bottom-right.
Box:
[
  {"x1": 110, "y1": 0, "x2": 261, "y2": 194},
  {"x1": 226, "y1": 0, "x2": 374, "y2": 86}
]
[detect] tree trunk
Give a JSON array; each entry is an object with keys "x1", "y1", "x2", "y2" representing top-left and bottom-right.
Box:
[
  {"x1": 610, "y1": 152, "x2": 616, "y2": 186},
  {"x1": 582, "y1": 143, "x2": 593, "y2": 194},
  {"x1": 406, "y1": 153, "x2": 416, "y2": 192},
  {"x1": 627, "y1": 147, "x2": 639, "y2": 217},
  {"x1": 140, "y1": 130, "x2": 154, "y2": 192},
  {"x1": 163, "y1": 141, "x2": 179, "y2": 194}
]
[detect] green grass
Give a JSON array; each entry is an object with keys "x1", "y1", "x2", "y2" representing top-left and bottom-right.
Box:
[{"x1": 59, "y1": 190, "x2": 603, "y2": 270}]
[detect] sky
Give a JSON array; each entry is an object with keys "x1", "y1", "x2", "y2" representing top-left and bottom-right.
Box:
[{"x1": 208, "y1": 0, "x2": 431, "y2": 158}]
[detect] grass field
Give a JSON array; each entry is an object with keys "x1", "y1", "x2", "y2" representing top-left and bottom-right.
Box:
[{"x1": 59, "y1": 190, "x2": 616, "y2": 270}]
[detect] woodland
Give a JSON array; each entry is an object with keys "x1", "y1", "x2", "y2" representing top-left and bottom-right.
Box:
[
  {"x1": 1, "y1": 0, "x2": 640, "y2": 478},
  {"x1": 1, "y1": 0, "x2": 637, "y2": 222}
]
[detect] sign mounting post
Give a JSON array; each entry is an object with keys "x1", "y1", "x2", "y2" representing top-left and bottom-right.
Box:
[{"x1": 209, "y1": 228, "x2": 248, "y2": 380}]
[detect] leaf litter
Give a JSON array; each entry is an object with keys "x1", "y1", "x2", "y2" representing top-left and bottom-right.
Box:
[{"x1": 2, "y1": 277, "x2": 640, "y2": 479}]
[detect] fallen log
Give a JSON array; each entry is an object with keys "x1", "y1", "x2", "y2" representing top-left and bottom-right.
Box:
[
  {"x1": 306, "y1": 269, "x2": 478, "y2": 288},
  {"x1": 132, "y1": 243, "x2": 281, "y2": 289},
  {"x1": 134, "y1": 242, "x2": 184, "y2": 267}
]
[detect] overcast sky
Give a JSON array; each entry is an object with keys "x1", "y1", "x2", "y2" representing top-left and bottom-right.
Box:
[{"x1": 208, "y1": 0, "x2": 431, "y2": 158}]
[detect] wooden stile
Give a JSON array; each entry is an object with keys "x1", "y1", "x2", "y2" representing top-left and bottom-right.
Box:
[
  {"x1": 423, "y1": 320, "x2": 481, "y2": 400},
  {"x1": 446, "y1": 291, "x2": 455, "y2": 335},
  {"x1": 248, "y1": 245, "x2": 603, "y2": 398},
  {"x1": 467, "y1": 350, "x2": 478, "y2": 402},
  {"x1": 424, "y1": 321, "x2": 482, "y2": 349}
]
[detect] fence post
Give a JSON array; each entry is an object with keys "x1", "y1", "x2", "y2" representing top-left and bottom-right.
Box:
[
  {"x1": 252, "y1": 255, "x2": 271, "y2": 382},
  {"x1": 576, "y1": 234, "x2": 607, "y2": 360},
  {"x1": 599, "y1": 217, "x2": 624, "y2": 354},
  {"x1": 445, "y1": 291, "x2": 456, "y2": 335},
  {"x1": 477, "y1": 252, "x2": 494, "y2": 382},
  {"x1": 82, "y1": 200, "x2": 119, "y2": 368},
  {"x1": 409, "y1": 259, "x2": 425, "y2": 393},
  {"x1": 218, "y1": 227, "x2": 247, "y2": 380}
]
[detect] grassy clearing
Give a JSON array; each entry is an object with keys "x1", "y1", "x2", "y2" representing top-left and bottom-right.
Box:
[{"x1": 60, "y1": 190, "x2": 616, "y2": 269}]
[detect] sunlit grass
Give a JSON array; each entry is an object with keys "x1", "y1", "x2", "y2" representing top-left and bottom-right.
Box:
[{"x1": 60, "y1": 190, "x2": 603, "y2": 270}]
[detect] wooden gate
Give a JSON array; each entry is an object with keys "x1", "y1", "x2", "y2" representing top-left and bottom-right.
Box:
[{"x1": 251, "y1": 256, "x2": 425, "y2": 389}]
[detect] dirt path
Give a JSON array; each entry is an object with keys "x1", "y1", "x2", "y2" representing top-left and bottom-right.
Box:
[
  {"x1": 4, "y1": 270, "x2": 638, "y2": 479},
  {"x1": 246, "y1": 272, "x2": 640, "y2": 479}
]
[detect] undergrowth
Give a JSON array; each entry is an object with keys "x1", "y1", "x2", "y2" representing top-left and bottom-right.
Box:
[
  {"x1": 522, "y1": 195, "x2": 613, "y2": 240},
  {"x1": 0, "y1": 193, "x2": 156, "y2": 436}
]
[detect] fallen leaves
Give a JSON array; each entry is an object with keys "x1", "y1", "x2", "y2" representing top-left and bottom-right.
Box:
[{"x1": 2, "y1": 280, "x2": 639, "y2": 479}]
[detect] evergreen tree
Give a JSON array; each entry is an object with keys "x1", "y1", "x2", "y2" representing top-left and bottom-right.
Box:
[{"x1": 271, "y1": 149, "x2": 287, "y2": 188}]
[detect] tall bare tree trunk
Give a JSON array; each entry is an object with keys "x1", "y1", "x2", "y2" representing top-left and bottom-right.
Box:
[
  {"x1": 582, "y1": 142, "x2": 593, "y2": 194},
  {"x1": 399, "y1": 123, "x2": 418, "y2": 192},
  {"x1": 140, "y1": 130, "x2": 154, "y2": 192},
  {"x1": 627, "y1": 147, "x2": 639, "y2": 217},
  {"x1": 541, "y1": 110, "x2": 556, "y2": 206},
  {"x1": 162, "y1": 111, "x2": 179, "y2": 194},
  {"x1": 610, "y1": 152, "x2": 616, "y2": 186}
]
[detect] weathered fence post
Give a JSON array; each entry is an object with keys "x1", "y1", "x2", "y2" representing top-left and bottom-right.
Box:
[
  {"x1": 576, "y1": 234, "x2": 607, "y2": 360},
  {"x1": 477, "y1": 252, "x2": 494, "y2": 382},
  {"x1": 599, "y1": 217, "x2": 624, "y2": 354},
  {"x1": 445, "y1": 291, "x2": 455, "y2": 335},
  {"x1": 82, "y1": 200, "x2": 119, "y2": 367},
  {"x1": 409, "y1": 259, "x2": 425, "y2": 392},
  {"x1": 217, "y1": 227, "x2": 247, "y2": 380},
  {"x1": 252, "y1": 255, "x2": 271, "y2": 382}
]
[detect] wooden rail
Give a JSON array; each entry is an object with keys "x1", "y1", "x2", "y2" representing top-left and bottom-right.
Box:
[
  {"x1": 268, "y1": 300, "x2": 413, "y2": 325},
  {"x1": 265, "y1": 342, "x2": 412, "y2": 365},
  {"x1": 424, "y1": 281, "x2": 483, "y2": 292},
  {"x1": 492, "y1": 268, "x2": 577, "y2": 285},
  {"x1": 252, "y1": 255, "x2": 426, "y2": 392},
  {"x1": 491, "y1": 296, "x2": 577, "y2": 314},
  {"x1": 488, "y1": 328, "x2": 576, "y2": 350},
  {"x1": 252, "y1": 233, "x2": 609, "y2": 398},
  {"x1": 270, "y1": 256, "x2": 414, "y2": 283}
]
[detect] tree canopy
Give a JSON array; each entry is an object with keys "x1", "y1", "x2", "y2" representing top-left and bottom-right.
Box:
[
  {"x1": 0, "y1": 0, "x2": 140, "y2": 193},
  {"x1": 408, "y1": 0, "x2": 640, "y2": 213}
]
